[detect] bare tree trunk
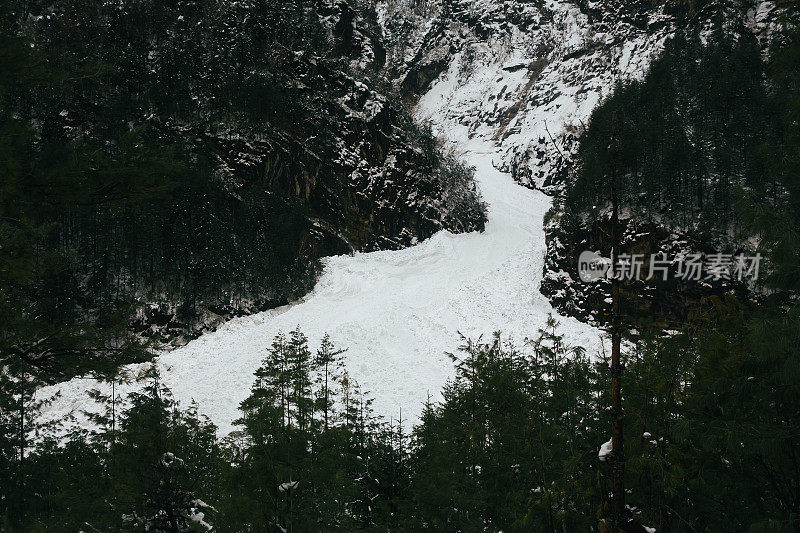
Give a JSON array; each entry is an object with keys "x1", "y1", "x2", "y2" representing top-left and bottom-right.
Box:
[
  {"x1": 610, "y1": 111, "x2": 626, "y2": 530},
  {"x1": 324, "y1": 362, "x2": 329, "y2": 431},
  {"x1": 112, "y1": 380, "x2": 116, "y2": 443}
]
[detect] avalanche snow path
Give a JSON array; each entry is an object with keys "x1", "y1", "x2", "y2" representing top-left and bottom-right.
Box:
[{"x1": 41, "y1": 138, "x2": 602, "y2": 435}]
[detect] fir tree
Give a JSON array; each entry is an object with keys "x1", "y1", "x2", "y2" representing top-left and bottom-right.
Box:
[{"x1": 315, "y1": 333, "x2": 347, "y2": 431}]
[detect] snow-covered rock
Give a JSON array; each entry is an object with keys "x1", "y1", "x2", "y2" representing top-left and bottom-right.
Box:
[{"x1": 381, "y1": 0, "x2": 673, "y2": 192}]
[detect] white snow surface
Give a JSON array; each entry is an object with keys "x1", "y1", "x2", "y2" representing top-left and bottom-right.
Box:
[{"x1": 40, "y1": 134, "x2": 602, "y2": 435}]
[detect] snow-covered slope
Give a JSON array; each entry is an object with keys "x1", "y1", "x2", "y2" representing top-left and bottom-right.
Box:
[
  {"x1": 386, "y1": 0, "x2": 796, "y2": 193},
  {"x1": 42, "y1": 0, "x2": 696, "y2": 433},
  {"x1": 382, "y1": 0, "x2": 674, "y2": 191},
  {"x1": 40, "y1": 136, "x2": 601, "y2": 434}
]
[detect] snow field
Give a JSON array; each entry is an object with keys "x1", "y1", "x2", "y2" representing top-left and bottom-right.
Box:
[{"x1": 40, "y1": 137, "x2": 602, "y2": 435}]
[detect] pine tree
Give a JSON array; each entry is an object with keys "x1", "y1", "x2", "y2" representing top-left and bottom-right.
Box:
[
  {"x1": 110, "y1": 366, "x2": 218, "y2": 532},
  {"x1": 287, "y1": 326, "x2": 314, "y2": 432},
  {"x1": 0, "y1": 368, "x2": 59, "y2": 527},
  {"x1": 315, "y1": 333, "x2": 347, "y2": 431}
]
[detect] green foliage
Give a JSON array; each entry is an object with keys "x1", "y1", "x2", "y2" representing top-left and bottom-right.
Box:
[
  {"x1": 223, "y1": 329, "x2": 407, "y2": 531},
  {"x1": 620, "y1": 294, "x2": 800, "y2": 532},
  {"x1": 738, "y1": 24, "x2": 800, "y2": 297},
  {"x1": 2, "y1": 305, "x2": 799, "y2": 531},
  {"x1": 408, "y1": 322, "x2": 604, "y2": 532},
  {"x1": 565, "y1": 27, "x2": 773, "y2": 236},
  {"x1": 554, "y1": 22, "x2": 800, "y2": 531},
  {"x1": 2, "y1": 366, "x2": 221, "y2": 531},
  {"x1": 0, "y1": 0, "x2": 486, "y2": 403},
  {"x1": 0, "y1": 0, "x2": 329, "y2": 410},
  {"x1": 403, "y1": 119, "x2": 488, "y2": 233}
]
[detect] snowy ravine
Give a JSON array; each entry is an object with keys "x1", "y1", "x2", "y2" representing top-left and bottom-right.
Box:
[
  {"x1": 40, "y1": 0, "x2": 798, "y2": 437},
  {"x1": 40, "y1": 134, "x2": 602, "y2": 435}
]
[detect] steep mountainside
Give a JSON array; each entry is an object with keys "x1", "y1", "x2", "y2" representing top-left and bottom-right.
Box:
[
  {"x1": 1, "y1": 0, "x2": 486, "y2": 367},
  {"x1": 538, "y1": 2, "x2": 800, "y2": 327},
  {"x1": 33, "y1": 0, "x2": 798, "y2": 426},
  {"x1": 380, "y1": 0, "x2": 674, "y2": 191},
  {"x1": 379, "y1": 0, "x2": 799, "y2": 326},
  {"x1": 382, "y1": 0, "x2": 795, "y2": 189},
  {"x1": 7, "y1": 2, "x2": 800, "y2": 531}
]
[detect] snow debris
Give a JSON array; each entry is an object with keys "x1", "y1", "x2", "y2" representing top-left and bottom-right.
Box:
[
  {"x1": 598, "y1": 439, "x2": 613, "y2": 461},
  {"x1": 38, "y1": 136, "x2": 602, "y2": 434},
  {"x1": 38, "y1": 0, "x2": 606, "y2": 435},
  {"x1": 278, "y1": 481, "x2": 299, "y2": 492}
]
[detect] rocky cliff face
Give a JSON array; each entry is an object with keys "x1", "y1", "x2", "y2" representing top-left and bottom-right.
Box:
[
  {"x1": 202, "y1": 40, "x2": 483, "y2": 256},
  {"x1": 381, "y1": 0, "x2": 794, "y2": 191},
  {"x1": 380, "y1": 0, "x2": 674, "y2": 190},
  {"x1": 194, "y1": 0, "x2": 487, "y2": 255},
  {"x1": 161, "y1": 0, "x2": 489, "y2": 341},
  {"x1": 378, "y1": 0, "x2": 798, "y2": 327},
  {"x1": 537, "y1": 0, "x2": 799, "y2": 328},
  {"x1": 20, "y1": 0, "x2": 487, "y2": 347}
]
